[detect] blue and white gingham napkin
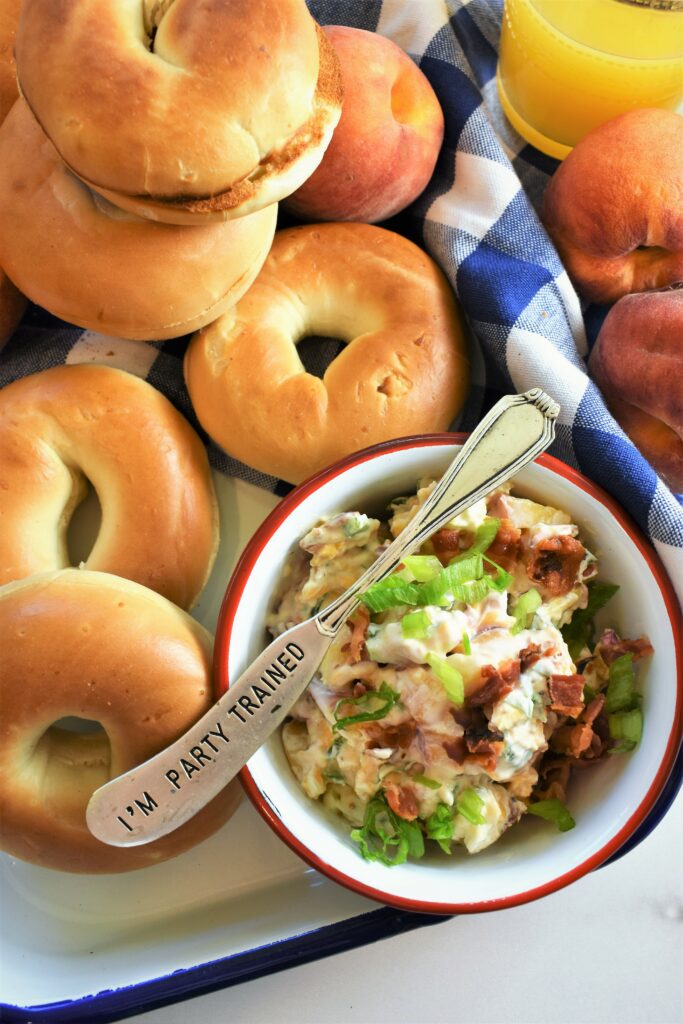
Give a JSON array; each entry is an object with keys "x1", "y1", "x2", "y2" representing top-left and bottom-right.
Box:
[{"x1": 1, "y1": 0, "x2": 681, "y2": 599}]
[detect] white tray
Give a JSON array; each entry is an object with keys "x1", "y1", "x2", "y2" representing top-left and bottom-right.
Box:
[{"x1": 1, "y1": 471, "x2": 680, "y2": 1022}]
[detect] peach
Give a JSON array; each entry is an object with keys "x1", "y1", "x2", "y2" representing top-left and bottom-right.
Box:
[
  {"x1": 542, "y1": 109, "x2": 683, "y2": 304},
  {"x1": 284, "y1": 25, "x2": 444, "y2": 223},
  {"x1": 588, "y1": 290, "x2": 683, "y2": 492}
]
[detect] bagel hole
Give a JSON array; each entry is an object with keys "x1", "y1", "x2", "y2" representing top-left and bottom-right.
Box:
[
  {"x1": 67, "y1": 479, "x2": 102, "y2": 566},
  {"x1": 297, "y1": 335, "x2": 346, "y2": 379},
  {"x1": 35, "y1": 720, "x2": 112, "y2": 809},
  {"x1": 52, "y1": 716, "x2": 105, "y2": 735}
]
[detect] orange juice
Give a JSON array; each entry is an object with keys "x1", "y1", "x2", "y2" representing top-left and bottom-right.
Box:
[{"x1": 497, "y1": 0, "x2": 683, "y2": 158}]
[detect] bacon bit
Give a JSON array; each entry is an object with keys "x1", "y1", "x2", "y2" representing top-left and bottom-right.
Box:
[
  {"x1": 445, "y1": 707, "x2": 504, "y2": 770},
  {"x1": 596, "y1": 629, "x2": 654, "y2": 666},
  {"x1": 384, "y1": 782, "x2": 419, "y2": 821},
  {"x1": 552, "y1": 722, "x2": 593, "y2": 758},
  {"x1": 534, "y1": 757, "x2": 572, "y2": 803},
  {"x1": 452, "y1": 705, "x2": 489, "y2": 732},
  {"x1": 486, "y1": 518, "x2": 522, "y2": 572},
  {"x1": 443, "y1": 737, "x2": 467, "y2": 763},
  {"x1": 527, "y1": 535, "x2": 586, "y2": 596},
  {"x1": 583, "y1": 693, "x2": 605, "y2": 727},
  {"x1": 469, "y1": 659, "x2": 521, "y2": 706},
  {"x1": 352, "y1": 681, "x2": 368, "y2": 698},
  {"x1": 466, "y1": 736, "x2": 504, "y2": 773},
  {"x1": 548, "y1": 674, "x2": 585, "y2": 718},
  {"x1": 551, "y1": 695, "x2": 607, "y2": 760},
  {"x1": 518, "y1": 643, "x2": 554, "y2": 673},
  {"x1": 432, "y1": 527, "x2": 463, "y2": 566},
  {"x1": 347, "y1": 606, "x2": 370, "y2": 664},
  {"x1": 377, "y1": 721, "x2": 417, "y2": 750}
]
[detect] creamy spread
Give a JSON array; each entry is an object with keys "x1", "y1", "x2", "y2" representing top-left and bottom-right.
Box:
[{"x1": 267, "y1": 480, "x2": 648, "y2": 864}]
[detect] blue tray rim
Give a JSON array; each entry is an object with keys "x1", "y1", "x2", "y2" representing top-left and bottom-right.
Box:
[{"x1": 0, "y1": 907, "x2": 446, "y2": 1024}]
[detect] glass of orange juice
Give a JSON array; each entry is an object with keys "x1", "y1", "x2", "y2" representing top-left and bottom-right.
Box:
[{"x1": 497, "y1": 0, "x2": 683, "y2": 159}]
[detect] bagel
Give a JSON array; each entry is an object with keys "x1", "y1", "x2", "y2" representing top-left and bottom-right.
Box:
[
  {"x1": 542, "y1": 109, "x2": 683, "y2": 304},
  {"x1": 0, "y1": 267, "x2": 26, "y2": 349},
  {"x1": 0, "y1": 0, "x2": 20, "y2": 125},
  {"x1": 0, "y1": 364, "x2": 218, "y2": 609},
  {"x1": 15, "y1": 0, "x2": 342, "y2": 224},
  {"x1": 184, "y1": 223, "x2": 470, "y2": 483},
  {"x1": 0, "y1": 570, "x2": 241, "y2": 873},
  {"x1": 588, "y1": 290, "x2": 683, "y2": 492},
  {"x1": 0, "y1": 100, "x2": 278, "y2": 340}
]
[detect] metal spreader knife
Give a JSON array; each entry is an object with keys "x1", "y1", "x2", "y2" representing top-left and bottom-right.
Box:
[{"x1": 86, "y1": 388, "x2": 559, "y2": 848}]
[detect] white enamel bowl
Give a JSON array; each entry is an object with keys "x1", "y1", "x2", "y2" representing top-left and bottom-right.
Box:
[{"x1": 215, "y1": 436, "x2": 682, "y2": 914}]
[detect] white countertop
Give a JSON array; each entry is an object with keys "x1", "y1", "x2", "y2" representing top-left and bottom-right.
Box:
[{"x1": 131, "y1": 790, "x2": 682, "y2": 1024}]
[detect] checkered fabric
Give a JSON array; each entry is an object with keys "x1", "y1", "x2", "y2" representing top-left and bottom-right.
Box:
[{"x1": 1, "y1": 0, "x2": 681, "y2": 598}]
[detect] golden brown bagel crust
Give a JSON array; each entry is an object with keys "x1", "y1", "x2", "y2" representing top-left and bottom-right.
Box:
[
  {"x1": 0, "y1": 0, "x2": 21, "y2": 125},
  {"x1": 0, "y1": 365, "x2": 219, "y2": 609},
  {"x1": 0, "y1": 100, "x2": 278, "y2": 339},
  {"x1": 0, "y1": 570, "x2": 241, "y2": 873},
  {"x1": 588, "y1": 290, "x2": 683, "y2": 492},
  {"x1": 542, "y1": 109, "x2": 683, "y2": 304},
  {"x1": 16, "y1": 1, "x2": 342, "y2": 223},
  {"x1": 0, "y1": 267, "x2": 26, "y2": 348},
  {"x1": 184, "y1": 223, "x2": 470, "y2": 484}
]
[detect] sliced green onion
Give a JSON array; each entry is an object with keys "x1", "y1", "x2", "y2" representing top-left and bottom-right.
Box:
[
  {"x1": 359, "y1": 537, "x2": 512, "y2": 615},
  {"x1": 456, "y1": 787, "x2": 486, "y2": 825},
  {"x1": 425, "y1": 802, "x2": 455, "y2": 854},
  {"x1": 605, "y1": 653, "x2": 636, "y2": 713},
  {"x1": 426, "y1": 653, "x2": 464, "y2": 705},
  {"x1": 511, "y1": 588, "x2": 542, "y2": 635},
  {"x1": 413, "y1": 774, "x2": 441, "y2": 790},
  {"x1": 401, "y1": 555, "x2": 443, "y2": 582},
  {"x1": 483, "y1": 555, "x2": 513, "y2": 592},
  {"x1": 469, "y1": 517, "x2": 500, "y2": 553},
  {"x1": 342, "y1": 513, "x2": 368, "y2": 537},
  {"x1": 333, "y1": 682, "x2": 400, "y2": 732},
  {"x1": 418, "y1": 553, "x2": 483, "y2": 607},
  {"x1": 526, "y1": 798, "x2": 575, "y2": 832},
  {"x1": 401, "y1": 609, "x2": 432, "y2": 640},
  {"x1": 359, "y1": 575, "x2": 421, "y2": 612},
  {"x1": 350, "y1": 795, "x2": 424, "y2": 866},
  {"x1": 462, "y1": 632, "x2": 472, "y2": 656},
  {"x1": 457, "y1": 577, "x2": 493, "y2": 606},
  {"x1": 608, "y1": 708, "x2": 643, "y2": 751},
  {"x1": 561, "y1": 581, "x2": 620, "y2": 661}
]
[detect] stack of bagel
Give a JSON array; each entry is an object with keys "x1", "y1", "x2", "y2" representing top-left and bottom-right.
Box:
[
  {"x1": 0, "y1": 1, "x2": 473, "y2": 874},
  {"x1": 0, "y1": 0, "x2": 343, "y2": 340}
]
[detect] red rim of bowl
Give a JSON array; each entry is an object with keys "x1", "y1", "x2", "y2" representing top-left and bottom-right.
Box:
[{"x1": 214, "y1": 434, "x2": 683, "y2": 915}]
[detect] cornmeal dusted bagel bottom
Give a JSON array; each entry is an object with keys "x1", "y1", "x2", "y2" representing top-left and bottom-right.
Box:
[
  {"x1": 184, "y1": 223, "x2": 470, "y2": 484},
  {"x1": 0, "y1": 570, "x2": 240, "y2": 873}
]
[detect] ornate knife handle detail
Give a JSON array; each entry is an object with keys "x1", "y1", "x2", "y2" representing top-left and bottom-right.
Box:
[{"x1": 316, "y1": 389, "x2": 558, "y2": 637}]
